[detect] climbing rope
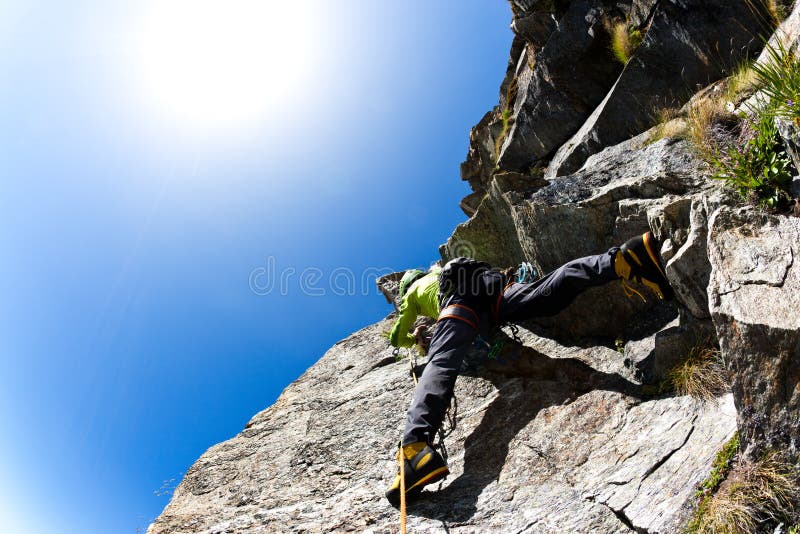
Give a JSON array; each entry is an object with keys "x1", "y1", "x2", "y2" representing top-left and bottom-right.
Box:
[{"x1": 398, "y1": 446, "x2": 407, "y2": 534}]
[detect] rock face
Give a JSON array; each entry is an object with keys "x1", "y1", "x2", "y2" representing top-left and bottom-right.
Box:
[
  {"x1": 707, "y1": 207, "x2": 800, "y2": 461},
  {"x1": 444, "y1": 132, "x2": 718, "y2": 339},
  {"x1": 459, "y1": 0, "x2": 770, "y2": 211},
  {"x1": 147, "y1": 320, "x2": 736, "y2": 534},
  {"x1": 546, "y1": 0, "x2": 771, "y2": 177},
  {"x1": 149, "y1": 2, "x2": 800, "y2": 532}
]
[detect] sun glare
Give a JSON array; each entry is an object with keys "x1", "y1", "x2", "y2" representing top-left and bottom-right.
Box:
[{"x1": 137, "y1": 1, "x2": 312, "y2": 129}]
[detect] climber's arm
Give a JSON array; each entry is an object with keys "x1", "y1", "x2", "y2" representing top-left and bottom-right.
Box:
[{"x1": 389, "y1": 295, "x2": 419, "y2": 348}]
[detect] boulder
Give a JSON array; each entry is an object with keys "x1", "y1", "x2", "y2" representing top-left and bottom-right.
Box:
[
  {"x1": 660, "y1": 191, "x2": 735, "y2": 319},
  {"x1": 624, "y1": 310, "x2": 717, "y2": 384},
  {"x1": 707, "y1": 206, "x2": 800, "y2": 460}
]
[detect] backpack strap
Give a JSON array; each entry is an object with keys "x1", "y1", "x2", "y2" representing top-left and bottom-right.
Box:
[{"x1": 437, "y1": 303, "x2": 479, "y2": 331}]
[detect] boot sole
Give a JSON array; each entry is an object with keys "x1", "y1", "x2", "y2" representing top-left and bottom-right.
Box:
[{"x1": 386, "y1": 466, "x2": 450, "y2": 507}]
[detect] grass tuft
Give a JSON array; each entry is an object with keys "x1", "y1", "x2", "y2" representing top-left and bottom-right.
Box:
[
  {"x1": 647, "y1": 106, "x2": 687, "y2": 144},
  {"x1": 684, "y1": 96, "x2": 741, "y2": 161},
  {"x1": 611, "y1": 22, "x2": 643, "y2": 65},
  {"x1": 494, "y1": 76, "x2": 519, "y2": 161},
  {"x1": 689, "y1": 447, "x2": 799, "y2": 534},
  {"x1": 726, "y1": 62, "x2": 760, "y2": 103},
  {"x1": 667, "y1": 343, "x2": 728, "y2": 400}
]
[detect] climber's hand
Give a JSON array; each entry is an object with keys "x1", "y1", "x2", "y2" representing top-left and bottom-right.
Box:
[{"x1": 413, "y1": 325, "x2": 431, "y2": 354}]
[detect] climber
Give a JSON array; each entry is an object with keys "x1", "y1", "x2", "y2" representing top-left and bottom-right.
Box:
[{"x1": 385, "y1": 231, "x2": 673, "y2": 506}]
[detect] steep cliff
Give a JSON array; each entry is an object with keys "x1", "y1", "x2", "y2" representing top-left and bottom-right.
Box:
[
  {"x1": 149, "y1": 2, "x2": 799, "y2": 532},
  {"x1": 148, "y1": 320, "x2": 735, "y2": 533}
]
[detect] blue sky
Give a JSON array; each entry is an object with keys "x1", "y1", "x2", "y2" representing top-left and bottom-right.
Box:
[{"x1": 0, "y1": 2, "x2": 513, "y2": 532}]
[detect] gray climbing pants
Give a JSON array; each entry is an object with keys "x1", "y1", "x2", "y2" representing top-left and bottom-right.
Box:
[{"x1": 402, "y1": 249, "x2": 619, "y2": 445}]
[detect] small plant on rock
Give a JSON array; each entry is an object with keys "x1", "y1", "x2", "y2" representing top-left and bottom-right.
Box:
[
  {"x1": 667, "y1": 343, "x2": 728, "y2": 400},
  {"x1": 611, "y1": 22, "x2": 643, "y2": 65},
  {"x1": 494, "y1": 76, "x2": 519, "y2": 161},
  {"x1": 689, "y1": 444, "x2": 799, "y2": 534},
  {"x1": 692, "y1": 433, "x2": 740, "y2": 509},
  {"x1": 713, "y1": 110, "x2": 794, "y2": 209},
  {"x1": 711, "y1": 41, "x2": 800, "y2": 210}
]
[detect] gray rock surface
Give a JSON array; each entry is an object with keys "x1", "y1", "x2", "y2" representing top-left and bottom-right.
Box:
[
  {"x1": 148, "y1": 320, "x2": 736, "y2": 534},
  {"x1": 444, "y1": 134, "x2": 717, "y2": 338},
  {"x1": 496, "y1": 0, "x2": 629, "y2": 173},
  {"x1": 707, "y1": 206, "x2": 800, "y2": 461},
  {"x1": 663, "y1": 193, "x2": 732, "y2": 320},
  {"x1": 547, "y1": 0, "x2": 771, "y2": 177},
  {"x1": 460, "y1": 0, "x2": 636, "y2": 200}
]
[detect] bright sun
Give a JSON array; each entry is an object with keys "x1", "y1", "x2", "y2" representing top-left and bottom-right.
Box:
[{"x1": 137, "y1": 1, "x2": 312, "y2": 128}]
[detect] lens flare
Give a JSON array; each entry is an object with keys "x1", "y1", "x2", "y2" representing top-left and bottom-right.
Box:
[{"x1": 136, "y1": 1, "x2": 312, "y2": 128}]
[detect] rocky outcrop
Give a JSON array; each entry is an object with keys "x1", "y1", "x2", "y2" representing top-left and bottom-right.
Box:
[
  {"x1": 445, "y1": 132, "x2": 718, "y2": 338},
  {"x1": 547, "y1": 0, "x2": 771, "y2": 177},
  {"x1": 496, "y1": 0, "x2": 628, "y2": 172},
  {"x1": 459, "y1": 0, "x2": 770, "y2": 209},
  {"x1": 147, "y1": 320, "x2": 736, "y2": 534},
  {"x1": 707, "y1": 206, "x2": 800, "y2": 461}
]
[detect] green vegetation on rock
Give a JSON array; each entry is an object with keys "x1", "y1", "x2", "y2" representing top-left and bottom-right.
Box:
[
  {"x1": 611, "y1": 22, "x2": 643, "y2": 65},
  {"x1": 688, "y1": 434, "x2": 800, "y2": 534},
  {"x1": 676, "y1": 41, "x2": 800, "y2": 211},
  {"x1": 666, "y1": 343, "x2": 728, "y2": 400},
  {"x1": 713, "y1": 111, "x2": 793, "y2": 209}
]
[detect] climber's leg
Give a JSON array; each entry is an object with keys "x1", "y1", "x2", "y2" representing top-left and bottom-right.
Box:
[
  {"x1": 402, "y1": 313, "x2": 477, "y2": 445},
  {"x1": 387, "y1": 308, "x2": 478, "y2": 505},
  {"x1": 498, "y1": 232, "x2": 672, "y2": 323},
  {"x1": 498, "y1": 249, "x2": 619, "y2": 323}
]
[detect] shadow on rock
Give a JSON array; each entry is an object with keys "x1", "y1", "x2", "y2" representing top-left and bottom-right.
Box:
[{"x1": 407, "y1": 334, "x2": 649, "y2": 523}]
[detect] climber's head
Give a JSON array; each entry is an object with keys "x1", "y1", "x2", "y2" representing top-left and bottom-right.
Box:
[{"x1": 398, "y1": 269, "x2": 425, "y2": 300}]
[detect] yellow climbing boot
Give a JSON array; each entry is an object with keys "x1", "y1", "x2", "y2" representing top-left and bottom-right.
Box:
[
  {"x1": 385, "y1": 441, "x2": 449, "y2": 507},
  {"x1": 615, "y1": 231, "x2": 674, "y2": 301}
]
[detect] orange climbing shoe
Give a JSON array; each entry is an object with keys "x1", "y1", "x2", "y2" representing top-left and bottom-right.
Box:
[
  {"x1": 615, "y1": 231, "x2": 674, "y2": 301},
  {"x1": 385, "y1": 441, "x2": 449, "y2": 507}
]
